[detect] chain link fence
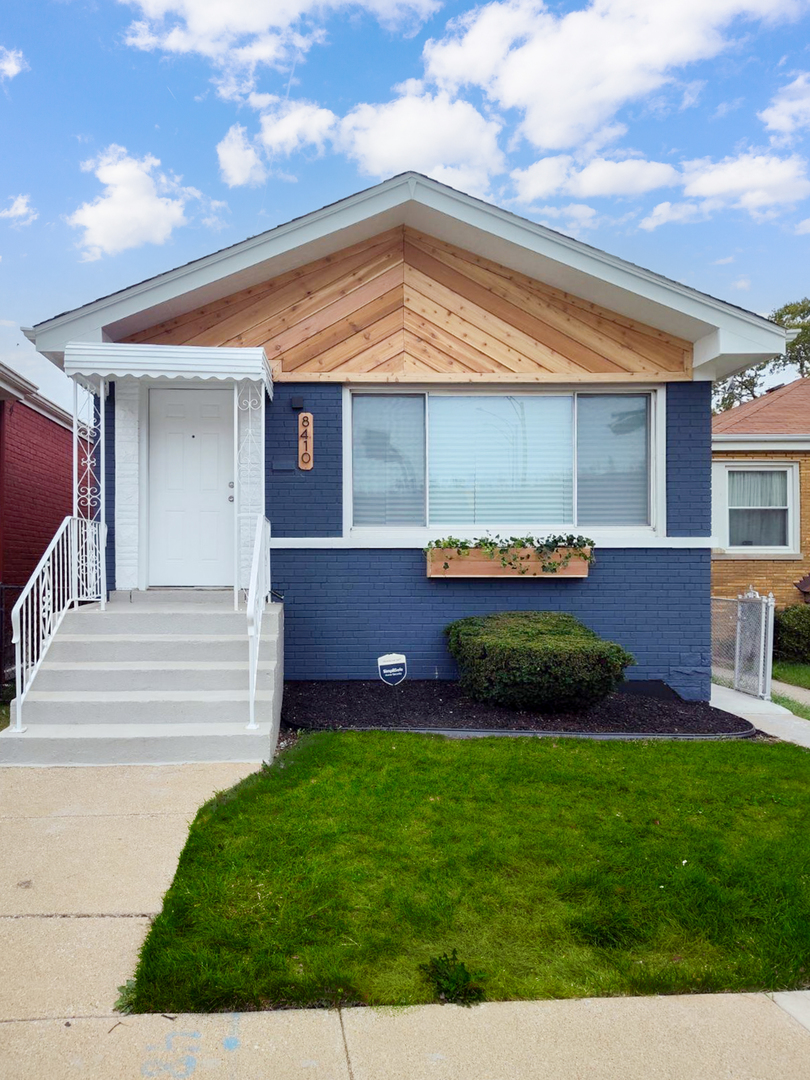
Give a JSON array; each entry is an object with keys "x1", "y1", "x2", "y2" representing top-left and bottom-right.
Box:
[{"x1": 711, "y1": 587, "x2": 775, "y2": 699}]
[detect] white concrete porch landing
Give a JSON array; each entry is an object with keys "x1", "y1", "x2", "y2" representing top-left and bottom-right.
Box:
[{"x1": 0, "y1": 590, "x2": 283, "y2": 766}]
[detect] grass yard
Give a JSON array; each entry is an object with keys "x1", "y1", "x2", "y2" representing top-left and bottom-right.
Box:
[
  {"x1": 773, "y1": 661, "x2": 810, "y2": 691},
  {"x1": 131, "y1": 731, "x2": 810, "y2": 1013},
  {"x1": 773, "y1": 693, "x2": 810, "y2": 723}
]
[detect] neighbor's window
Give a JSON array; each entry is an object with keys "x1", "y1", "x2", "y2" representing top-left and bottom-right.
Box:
[
  {"x1": 352, "y1": 392, "x2": 653, "y2": 528},
  {"x1": 727, "y1": 469, "x2": 789, "y2": 548}
]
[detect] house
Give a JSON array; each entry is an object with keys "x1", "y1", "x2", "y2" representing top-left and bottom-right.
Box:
[
  {"x1": 0, "y1": 173, "x2": 789, "y2": 764},
  {"x1": 712, "y1": 377, "x2": 810, "y2": 606},
  {"x1": 0, "y1": 362, "x2": 73, "y2": 676}
]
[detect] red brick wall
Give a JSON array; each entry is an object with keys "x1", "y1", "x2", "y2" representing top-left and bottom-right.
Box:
[{"x1": 0, "y1": 400, "x2": 73, "y2": 586}]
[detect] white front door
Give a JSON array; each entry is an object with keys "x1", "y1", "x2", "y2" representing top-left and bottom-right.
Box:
[{"x1": 148, "y1": 388, "x2": 234, "y2": 586}]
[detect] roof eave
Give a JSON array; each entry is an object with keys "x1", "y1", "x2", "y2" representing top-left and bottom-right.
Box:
[{"x1": 27, "y1": 172, "x2": 787, "y2": 376}]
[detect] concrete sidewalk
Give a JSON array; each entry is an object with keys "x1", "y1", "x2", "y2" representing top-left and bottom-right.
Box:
[
  {"x1": 2, "y1": 762, "x2": 810, "y2": 1079},
  {"x1": 711, "y1": 683, "x2": 810, "y2": 748}
]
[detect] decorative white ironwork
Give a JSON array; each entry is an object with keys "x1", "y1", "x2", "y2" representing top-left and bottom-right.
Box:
[
  {"x1": 235, "y1": 379, "x2": 266, "y2": 601},
  {"x1": 246, "y1": 514, "x2": 272, "y2": 730},
  {"x1": 12, "y1": 516, "x2": 107, "y2": 731},
  {"x1": 73, "y1": 379, "x2": 106, "y2": 522}
]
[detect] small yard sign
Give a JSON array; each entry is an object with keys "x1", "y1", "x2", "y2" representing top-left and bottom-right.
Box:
[{"x1": 378, "y1": 653, "x2": 407, "y2": 686}]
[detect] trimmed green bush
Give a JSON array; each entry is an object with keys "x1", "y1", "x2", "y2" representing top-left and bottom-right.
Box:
[
  {"x1": 774, "y1": 604, "x2": 810, "y2": 662},
  {"x1": 445, "y1": 611, "x2": 635, "y2": 712}
]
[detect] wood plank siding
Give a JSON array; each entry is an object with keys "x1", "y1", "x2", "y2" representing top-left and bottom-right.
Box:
[{"x1": 124, "y1": 228, "x2": 693, "y2": 382}]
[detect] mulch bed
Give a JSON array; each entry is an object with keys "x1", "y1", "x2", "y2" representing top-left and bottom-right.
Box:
[{"x1": 281, "y1": 680, "x2": 755, "y2": 737}]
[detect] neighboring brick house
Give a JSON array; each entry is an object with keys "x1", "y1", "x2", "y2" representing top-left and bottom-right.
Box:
[
  {"x1": 712, "y1": 377, "x2": 810, "y2": 607},
  {"x1": 0, "y1": 362, "x2": 73, "y2": 673}
]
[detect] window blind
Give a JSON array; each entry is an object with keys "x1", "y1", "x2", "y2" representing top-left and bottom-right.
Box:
[
  {"x1": 428, "y1": 395, "x2": 574, "y2": 525},
  {"x1": 576, "y1": 395, "x2": 650, "y2": 525},
  {"x1": 352, "y1": 394, "x2": 426, "y2": 526}
]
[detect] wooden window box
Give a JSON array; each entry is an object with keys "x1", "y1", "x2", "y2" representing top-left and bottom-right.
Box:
[{"x1": 426, "y1": 547, "x2": 592, "y2": 579}]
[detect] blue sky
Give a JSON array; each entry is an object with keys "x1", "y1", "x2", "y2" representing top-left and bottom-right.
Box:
[{"x1": 2, "y1": 0, "x2": 810, "y2": 406}]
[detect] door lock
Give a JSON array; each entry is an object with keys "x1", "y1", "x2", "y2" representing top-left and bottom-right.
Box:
[{"x1": 228, "y1": 481, "x2": 234, "y2": 488}]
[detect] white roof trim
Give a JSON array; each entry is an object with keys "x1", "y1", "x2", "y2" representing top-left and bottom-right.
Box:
[
  {"x1": 0, "y1": 361, "x2": 72, "y2": 429},
  {"x1": 0, "y1": 360, "x2": 38, "y2": 401},
  {"x1": 713, "y1": 433, "x2": 810, "y2": 451},
  {"x1": 63, "y1": 342, "x2": 273, "y2": 396},
  {"x1": 30, "y1": 174, "x2": 787, "y2": 381}
]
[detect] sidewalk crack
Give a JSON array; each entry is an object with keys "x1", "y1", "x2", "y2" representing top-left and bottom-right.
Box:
[{"x1": 337, "y1": 1009, "x2": 356, "y2": 1080}]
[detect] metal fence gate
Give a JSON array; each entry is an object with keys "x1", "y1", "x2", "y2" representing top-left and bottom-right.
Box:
[{"x1": 711, "y1": 587, "x2": 775, "y2": 699}]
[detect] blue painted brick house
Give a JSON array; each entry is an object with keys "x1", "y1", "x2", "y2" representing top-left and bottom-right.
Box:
[{"x1": 25, "y1": 174, "x2": 789, "y2": 706}]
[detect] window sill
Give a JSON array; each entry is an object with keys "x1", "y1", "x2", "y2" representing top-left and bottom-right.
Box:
[{"x1": 712, "y1": 550, "x2": 803, "y2": 561}]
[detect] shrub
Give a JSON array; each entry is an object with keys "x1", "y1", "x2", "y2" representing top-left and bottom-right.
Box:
[
  {"x1": 445, "y1": 611, "x2": 634, "y2": 712},
  {"x1": 774, "y1": 604, "x2": 810, "y2": 661}
]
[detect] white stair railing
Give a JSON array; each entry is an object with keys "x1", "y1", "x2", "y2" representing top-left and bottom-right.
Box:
[
  {"x1": 246, "y1": 515, "x2": 272, "y2": 730},
  {"x1": 11, "y1": 515, "x2": 107, "y2": 731}
]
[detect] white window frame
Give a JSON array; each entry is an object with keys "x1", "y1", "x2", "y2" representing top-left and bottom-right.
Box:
[
  {"x1": 342, "y1": 385, "x2": 667, "y2": 544},
  {"x1": 711, "y1": 460, "x2": 800, "y2": 558}
]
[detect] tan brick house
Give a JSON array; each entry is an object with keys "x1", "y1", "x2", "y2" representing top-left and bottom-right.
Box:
[{"x1": 712, "y1": 377, "x2": 810, "y2": 606}]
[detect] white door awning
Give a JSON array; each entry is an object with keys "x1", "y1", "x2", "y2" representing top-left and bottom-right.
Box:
[{"x1": 64, "y1": 342, "x2": 273, "y2": 397}]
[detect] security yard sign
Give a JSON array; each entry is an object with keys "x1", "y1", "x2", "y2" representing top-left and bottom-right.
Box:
[{"x1": 378, "y1": 653, "x2": 407, "y2": 686}]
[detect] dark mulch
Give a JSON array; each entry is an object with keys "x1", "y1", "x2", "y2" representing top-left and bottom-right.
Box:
[{"x1": 281, "y1": 680, "x2": 755, "y2": 737}]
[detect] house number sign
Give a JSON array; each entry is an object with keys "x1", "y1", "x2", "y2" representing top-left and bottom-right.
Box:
[{"x1": 298, "y1": 412, "x2": 313, "y2": 470}]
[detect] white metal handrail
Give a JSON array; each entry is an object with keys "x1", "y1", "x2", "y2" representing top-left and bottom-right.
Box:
[
  {"x1": 246, "y1": 514, "x2": 272, "y2": 730},
  {"x1": 11, "y1": 515, "x2": 107, "y2": 731}
]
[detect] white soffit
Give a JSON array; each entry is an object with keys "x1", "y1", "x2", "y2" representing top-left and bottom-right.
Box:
[
  {"x1": 64, "y1": 342, "x2": 273, "y2": 396},
  {"x1": 33, "y1": 174, "x2": 787, "y2": 378}
]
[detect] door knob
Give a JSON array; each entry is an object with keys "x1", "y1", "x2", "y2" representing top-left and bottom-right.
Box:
[
  {"x1": 228, "y1": 482, "x2": 234, "y2": 488},
  {"x1": 228, "y1": 495, "x2": 234, "y2": 502}
]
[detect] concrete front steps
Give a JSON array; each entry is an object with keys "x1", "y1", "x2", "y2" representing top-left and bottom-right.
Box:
[{"x1": 0, "y1": 590, "x2": 283, "y2": 766}]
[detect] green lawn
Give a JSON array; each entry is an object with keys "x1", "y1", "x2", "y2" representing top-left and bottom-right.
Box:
[
  {"x1": 773, "y1": 661, "x2": 810, "y2": 691},
  {"x1": 131, "y1": 731, "x2": 810, "y2": 1013},
  {"x1": 773, "y1": 693, "x2": 810, "y2": 723}
]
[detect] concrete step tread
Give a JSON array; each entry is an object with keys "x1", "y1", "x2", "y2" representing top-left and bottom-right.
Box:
[
  {"x1": 0, "y1": 722, "x2": 272, "y2": 739},
  {"x1": 25, "y1": 690, "x2": 276, "y2": 702},
  {"x1": 56, "y1": 634, "x2": 252, "y2": 642},
  {"x1": 68, "y1": 607, "x2": 250, "y2": 617},
  {"x1": 38, "y1": 660, "x2": 272, "y2": 672}
]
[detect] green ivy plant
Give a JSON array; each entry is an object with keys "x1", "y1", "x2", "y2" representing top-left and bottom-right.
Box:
[{"x1": 424, "y1": 533, "x2": 595, "y2": 574}]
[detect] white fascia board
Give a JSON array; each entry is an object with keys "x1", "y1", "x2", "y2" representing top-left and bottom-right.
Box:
[
  {"x1": 29, "y1": 173, "x2": 785, "y2": 374},
  {"x1": 0, "y1": 360, "x2": 38, "y2": 401},
  {"x1": 713, "y1": 434, "x2": 810, "y2": 451},
  {"x1": 64, "y1": 342, "x2": 273, "y2": 396}
]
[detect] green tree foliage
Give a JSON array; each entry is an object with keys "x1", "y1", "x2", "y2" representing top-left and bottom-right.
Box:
[{"x1": 713, "y1": 298, "x2": 810, "y2": 412}]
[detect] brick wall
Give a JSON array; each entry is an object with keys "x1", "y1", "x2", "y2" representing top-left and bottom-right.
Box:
[
  {"x1": 260, "y1": 381, "x2": 712, "y2": 700},
  {"x1": 0, "y1": 400, "x2": 73, "y2": 585},
  {"x1": 272, "y1": 547, "x2": 711, "y2": 699},
  {"x1": 266, "y1": 384, "x2": 342, "y2": 536},
  {"x1": 712, "y1": 448, "x2": 810, "y2": 607},
  {"x1": 667, "y1": 381, "x2": 712, "y2": 536}
]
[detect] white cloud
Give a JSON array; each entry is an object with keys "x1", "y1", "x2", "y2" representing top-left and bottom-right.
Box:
[
  {"x1": 796, "y1": 217, "x2": 810, "y2": 233},
  {"x1": 67, "y1": 145, "x2": 223, "y2": 260},
  {"x1": 759, "y1": 72, "x2": 810, "y2": 141},
  {"x1": 338, "y1": 90, "x2": 505, "y2": 195},
  {"x1": 731, "y1": 276, "x2": 751, "y2": 290},
  {"x1": 681, "y1": 151, "x2": 810, "y2": 217},
  {"x1": 0, "y1": 194, "x2": 38, "y2": 226},
  {"x1": 510, "y1": 156, "x2": 572, "y2": 201},
  {"x1": 567, "y1": 157, "x2": 679, "y2": 198},
  {"x1": 535, "y1": 202, "x2": 600, "y2": 237},
  {"x1": 511, "y1": 154, "x2": 678, "y2": 202},
  {"x1": 258, "y1": 98, "x2": 337, "y2": 156},
  {"x1": 217, "y1": 124, "x2": 267, "y2": 187},
  {"x1": 713, "y1": 255, "x2": 735, "y2": 264},
  {"x1": 424, "y1": 0, "x2": 806, "y2": 151},
  {"x1": 639, "y1": 201, "x2": 705, "y2": 231},
  {"x1": 0, "y1": 46, "x2": 27, "y2": 82},
  {"x1": 122, "y1": 0, "x2": 439, "y2": 101}
]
